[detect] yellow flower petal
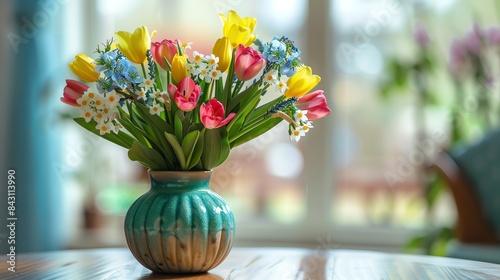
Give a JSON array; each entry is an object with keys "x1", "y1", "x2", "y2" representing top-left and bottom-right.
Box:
[
  {"x1": 68, "y1": 54, "x2": 99, "y2": 82},
  {"x1": 171, "y1": 54, "x2": 188, "y2": 83},
  {"x1": 213, "y1": 37, "x2": 232, "y2": 72},
  {"x1": 219, "y1": 10, "x2": 257, "y2": 49},
  {"x1": 285, "y1": 66, "x2": 321, "y2": 98},
  {"x1": 115, "y1": 26, "x2": 152, "y2": 64}
]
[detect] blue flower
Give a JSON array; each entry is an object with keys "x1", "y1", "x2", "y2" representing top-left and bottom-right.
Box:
[
  {"x1": 96, "y1": 77, "x2": 114, "y2": 93},
  {"x1": 95, "y1": 50, "x2": 118, "y2": 74},
  {"x1": 263, "y1": 38, "x2": 286, "y2": 63}
]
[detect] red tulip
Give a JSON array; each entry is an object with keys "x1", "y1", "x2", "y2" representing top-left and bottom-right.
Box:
[
  {"x1": 151, "y1": 39, "x2": 178, "y2": 70},
  {"x1": 61, "y1": 79, "x2": 89, "y2": 107},
  {"x1": 200, "y1": 98, "x2": 236, "y2": 129},
  {"x1": 168, "y1": 78, "x2": 201, "y2": 112},
  {"x1": 234, "y1": 44, "x2": 266, "y2": 81},
  {"x1": 295, "y1": 90, "x2": 331, "y2": 120}
]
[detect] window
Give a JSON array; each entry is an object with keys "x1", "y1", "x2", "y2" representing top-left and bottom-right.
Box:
[{"x1": 57, "y1": 0, "x2": 495, "y2": 250}]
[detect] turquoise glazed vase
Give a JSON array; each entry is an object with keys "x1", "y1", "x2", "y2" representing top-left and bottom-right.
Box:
[{"x1": 124, "y1": 171, "x2": 235, "y2": 273}]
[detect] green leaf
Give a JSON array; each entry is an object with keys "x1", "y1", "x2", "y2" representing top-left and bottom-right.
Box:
[
  {"x1": 165, "y1": 132, "x2": 186, "y2": 170},
  {"x1": 74, "y1": 118, "x2": 134, "y2": 149},
  {"x1": 188, "y1": 131, "x2": 204, "y2": 170},
  {"x1": 201, "y1": 128, "x2": 230, "y2": 170},
  {"x1": 181, "y1": 130, "x2": 200, "y2": 170},
  {"x1": 133, "y1": 102, "x2": 177, "y2": 166},
  {"x1": 403, "y1": 236, "x2": 426, "y2": 253},
  {"x1": 154, "y1": 63, "x2": 163, "y2": 92},
  {"x1": 128, "y1": 141, "x2": 168, "y2": 170},
  {"x1": 426, "y1": 174, "x2": 446, "y2": 209},
  {"x1": 174, "y1": 111, "x2": 184, "y2": 142},
  {"x1": 230, "y1": 117, "x2": 282, "y2": 147}
]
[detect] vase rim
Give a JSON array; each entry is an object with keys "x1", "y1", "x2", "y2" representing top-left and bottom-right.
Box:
[{"x1": 148, "y1": 170, "x2": 212, "y2": 181}]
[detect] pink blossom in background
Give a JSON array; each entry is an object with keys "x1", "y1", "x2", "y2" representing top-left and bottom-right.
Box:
[{"x1": 414, "y1": 24, "x2": 430, "y2": 48}]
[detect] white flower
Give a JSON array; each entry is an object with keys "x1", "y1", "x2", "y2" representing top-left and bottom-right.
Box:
[
  {"x1": 179, "y1": 40, "x2": 192, "y2": 51},
  {"x1": 205, "y1": 69, "x2": 222, "y2": 83},
  {"x1": 276, "y1": 80, "x2": 288, "y2": 94},
  {"x1": 301, "y1": 121, "x2": 314, "y2": 133},
  {"x1": 140, "y1": 79, "x2": 155, "y2": 91},
  {"x1": 84, "y1": 89, "x2": 98, "y2": 100},
  {"x1": 204, "y1": 54, "x2": 219, "y2": 69},
  {"x1": 149, "y1": 101, "x2": 164, "y2": 116},
  {"x1": 95, "y1": 121, "x2": 112, "y2": 135},
  {"x1": 105, "y1": 90, "x2": 120, "y2": 107},
  {"x1": 137, "y1": 89, "x2": 147, "y2": 101},
  {"x1": 290, "y1": 127, "x2": 305, "y2": 142},
  {"x1": 198, "y1": 68, "x2": 208, "y2": 81},
  {"x1": 76, "y1": 95, "x2": 90, "y2": 108},
  {"x1": 294, "y1": 110, "x2": 309, "y2": 122},
  {"x1": 192, "y1": 51, "x2": 205, "y2": 65},
  {"x1": 264, "y1": 70, "x2": 278, "y2": 85},
  {"x1": 92, "y1": 95, "x2": 105, "y2": 109},
  {"x1": 81, "y1": 109, "x2": 93, "y2": 123}
]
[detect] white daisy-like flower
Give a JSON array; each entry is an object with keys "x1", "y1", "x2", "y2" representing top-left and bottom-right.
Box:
[
  {"x1": 149, "y1": 101, "x2": 164, "y2": 116},
  {"x1": 84, "y1": 89, "x2": 98, "y2": 100},
  {"x1": 276, "y1": 80, "x2": 288, "y2": 94},
  {"x1": 199, "y1": 68, "x2": 209, "y2": 81},
  {"x1": 92, "y1": 95, "x2": 105, "y2": 109},
  {"x1": 105, "y1": 90, "x2": 120, "y2": 107},
  {"x1": 264, "y1": 70, "x2": 278, "y2": 85},
  {"x1": 95, "y1": 122, "x2": 111, "y2": 135},
  {"x1": 206, "y1": 69, "x2": 222, "y2": 83},
  {"x1": 290, "y1": 127, "x2": 305, "y2": 142},
  {"x1": 81, "y1": 109, "x2": 94, "y2": 123},
  {"x1": 205, "y1": 54, "x2": 219, "y2": 69},
  {"x1": 192, "y1": 51, "x2": 204, "y2": 65},
  {"x1": 301, "y1": 121, "x2": 314, "y2": 133},
  {"x1": 294, "y1": 110, "x2": 309, "y2": 122},
  {"x1": 140, "y1": 79, "x2": 155, "y2": 91},
  {"x1": 137, "y1": 89, "x2": 147, "y2": 101},
  {"x1": 76, "y1": 96, "x2": 90, "y2": 108},
  {"x1": 93, "y1": 110, "x2": 106, "y2": 123},
  {"x1": 179, "y1": 40, "x2": 193, "y2": 51}
]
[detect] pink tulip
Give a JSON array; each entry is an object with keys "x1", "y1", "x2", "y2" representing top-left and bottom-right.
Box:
[
  {"x1": 151, "y1": 39, "x2": 178, "y2": 70},
  {"x1": 168, "y1": 78, "x2": 201, "y2": 112},
  {"x1": 295, "y1": 90, "x2": 331, "y2": 120},
  {"x1": 61, "y1": 79, "x2": 89, "y2": 107},
  {"x1": 200, "y1": 98, "x2": 236, "y2": 129},
  {"x1": 234, "y1": 44, "x2": 266, "y2": 81}
]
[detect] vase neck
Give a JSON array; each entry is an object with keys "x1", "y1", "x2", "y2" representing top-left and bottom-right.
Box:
[{"x1": 149, "y1": 171, "x2": 211, "y2": 192}]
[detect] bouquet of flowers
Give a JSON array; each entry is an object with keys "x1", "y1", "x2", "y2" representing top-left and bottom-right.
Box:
[{"x1": 60, "y1": 10, "x2": 331, "y2": 171}]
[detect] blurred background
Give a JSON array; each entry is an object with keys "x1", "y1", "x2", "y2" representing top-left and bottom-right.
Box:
[{"x1": 1, "y1": 0, "x2": 500, "y2": 262}]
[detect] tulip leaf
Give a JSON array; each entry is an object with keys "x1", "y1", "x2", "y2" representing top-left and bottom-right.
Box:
[
  {"x1": 73, "y1": 118, "x2": 134, "y2": 149},
  {"x1": 230, "y1": 117, "x2": 282, "y2": 148},
  {"x1": 174, "y1": 111, "x2": 184, "y2": 142},
  {"x1": 181, "y1": 130, "x2": 201, "y2": 170},
  {"x1": 128, "y1": 141, "x2": 168, "y2": 171},
  {"x1": 165, "y1": 132, "x2": 186, "y2": 170},
  {"x1": 201, "y1": 128, "x2": 230, "y2": 170},
  {"x1": 134, "y1": 102, "x2": 177, "y2": 166},
  {"x1": 227, "y1": 87, "x2": 262, "y2": 137}
]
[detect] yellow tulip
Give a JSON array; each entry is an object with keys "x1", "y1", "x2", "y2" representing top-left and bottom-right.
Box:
[
  {"x1": 171, "y1": 54, "x2": 188, "y2": 83},
  {"x1": 115, "y1": 26, "x2": 156, "y2": 64},
  {"x1": 68, "y1": 54, "x2": 100, "y2": 82},
  {"x1": 212, "y1": 37, "x2": 232, "y2": 72},
  {"x1": 219, "y1": 10, "x2": 257, "y2": 49},
  {"x1": 284, "y1": 66, "x2": 321, "y2": 98}
]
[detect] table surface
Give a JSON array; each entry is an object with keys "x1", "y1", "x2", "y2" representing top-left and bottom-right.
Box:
[{"x1": 2, "y1": 247, "x2": 500, "y2": 280}]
